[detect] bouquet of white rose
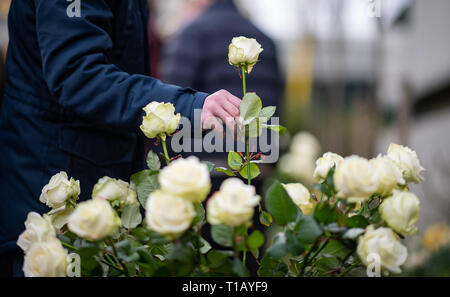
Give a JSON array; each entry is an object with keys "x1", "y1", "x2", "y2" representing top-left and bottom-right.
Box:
[{"x1": 17, "y1": 37, "x2": 425, "y2": 277}]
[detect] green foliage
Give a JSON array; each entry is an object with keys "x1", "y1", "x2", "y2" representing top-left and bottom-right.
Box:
[
  {"x1": 239, "y1": 163, "x2": 260, "y2": 180},
  {"x1": 265, "y1": 180, "x2": 299, "y2": 225},
  {"x1": 121, "y1": 204, "x2": 142, "y2": 229},
  {"x1": 211, "y1": 224, "x2": 234, "y2": 247},
  {"x1": 228, "y1": 151, "x2": 243, "y2": 170},
  {"x1": 146, "y1": 150, "x2": 160, "y2": 171},
  {"x1": 130, "y1": 169, "x2": 159, "y2": 208},
  {"x1": 239, "y1": 92, "x2": 262, "y2": 124}
]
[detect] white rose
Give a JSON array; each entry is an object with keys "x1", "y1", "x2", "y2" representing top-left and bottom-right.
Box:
[
  {"x1": 39, "y1": 172, "x2": 80, "y2": 209},
  {"x1": 370, "y1": 155, "x2": 405, "y2": 197},
  {"x1": 380, "y1": 190, "x2": 420, "y2": 236},
  {"x1": 23, "y1": 238, "x2": 68, "y2": 277},
  {"x1": 91, "y1": 176, "x2": 137, "y2": 207},
  {"x1": 207, "y1": 178, "x2": 260, "y2": 227},
  {"x1": 313, "y1": 152, "x2": 344, "y2": 181},
  {"x1": 48, "y1": 205, "x2": 76, "y2": 230},
  {"x1": 290, "y1": 132, "x2": 321, "y2": 158},
  {"x1": 68, "y1": 199, "x2": 121, "y2": 241},
  {"x1": 282, "y1": 183, "x2": 314, "y2": 215},
  {"x1": 228, "y1": 36, "x2": 263, "y2": 73},
  {"x1": 17, "y1": 212, "x2": 56, "y2": 253},
  {"x1": 140, "y1": 102, "x2": 181, "y2": 139},
  {"x1": 279, "y1": 153, "x2": 316, "y2": 185},
  {"x1": 145, "y1": 190, "x2": 195, "y2": 239},
  {"x1": 357, "y1": 226, "x2": 408, "y2": 275},
  {"x1": 387, "y1": 143, "x2": 425, "y2": 184},
  {"x1": 158, "y1": 156, "x2": 211, "y2": 203},
  {"x1": 334, "y1": 156, "x2": 379, "y2": 203}
]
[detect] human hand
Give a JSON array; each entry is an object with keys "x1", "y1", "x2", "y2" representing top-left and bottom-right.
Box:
[{"x1": 201, "y1": 89, "x2": 241, "y2": 136}]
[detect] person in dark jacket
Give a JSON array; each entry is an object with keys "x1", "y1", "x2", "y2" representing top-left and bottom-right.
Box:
[{"x1": 0, "y1": 0, "x2": 242, "y2": 276}]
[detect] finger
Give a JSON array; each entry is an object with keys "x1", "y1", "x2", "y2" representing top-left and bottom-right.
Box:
[
  {"x1": 224, "y1": 92, "x2": 242, "y2": 107},
  {"x1": 221, "y1": 100, "x2": 240, "y2": 118},
  {"x1": 212, "y1": 105, "x2": 234, "y2": 124}
]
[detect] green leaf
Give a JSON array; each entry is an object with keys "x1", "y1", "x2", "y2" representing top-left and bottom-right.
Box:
[
  {"x1": 345, "y1": 215, "x2": 369, "y2": 228},
  {"x1": 146, "y1": 150, "x2": 160, "y2": 171},
  {"x1": 259, "y1": 211, "x2": 273, "y2": 227},
  {"x1": 240, "y1": 92, "x2": 262, "y2": 123},
  {"x1": 286, "y1": 229, "x2": 305, "y2": 256},
  {"x1": 207, "y1": 250, "x2": 230, "y2": 268},
  {"x1": 130, "y1": 170, "x2": 159, "y2": 208},
  {"x1": 263, "y1": 124, "x2": 287, "y2": 135},
  {"x1": 211, "y1": 224, "x2": 234, "y2": 247},
  {"x1": 192, "y1": 203, "x2": 205, "y2": 225},
  {"x1": 247, "y1": 230, "x2": 265, "y2": 250},
  {"x1": 227, "y1": 151, "x2": 243, "y2": 170},
  {"x1": 216, "y1": 167, "x2": 236, "y2": 177},
  {"x1": 267, "y1": 232, "x2": 288, "y2": 260},
  {"x1": 295, "y1": 216, "x2": 323, "y2": 243},
  {"x1": 265, "y1": 180, "x2": 299, "y2": 225},
  {"x1": 259, "y1": 106, "x2": 276, "y2": 122},
  {"x1": 239, "y1": 163, "x2": 260, "y2": 180},
  {"x1": 314, "y1": 201, "x2": 339, "y2": 224},
  {"x1": 232, "y1": 259, "x2": 250, "y2": 277},
  {"x1": 257, "y1": 254, "x2": 288, "y2": 277},
  {"x1": 199, "y1": 237, "x2": 212, "y2": 254},
  {"x1": 202, "y1": 161, "x2": 215, "y2": 172},
  {"x1": 121, "y1": 204, "x2": 142, "y2": 229}
]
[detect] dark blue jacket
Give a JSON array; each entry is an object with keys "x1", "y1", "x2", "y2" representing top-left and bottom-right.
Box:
[{"x1": 0, "y1": 0, "x2": 207, "y2": 253}]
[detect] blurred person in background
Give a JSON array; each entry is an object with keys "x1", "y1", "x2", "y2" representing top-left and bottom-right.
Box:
[
  {"x1": 0, "y1": 0, "x2": 243, "y2": 276},
  {"x1": 162, "y1": 0, "x2": 284, "y2": 189},
  {"x1": 161, "y1": 0, "x2": 284, "y2": 275}
]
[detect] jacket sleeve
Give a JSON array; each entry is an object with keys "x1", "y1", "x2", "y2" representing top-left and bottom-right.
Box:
[{"x1": 34, "y1": 0, "x2": 208, "y2": 130}]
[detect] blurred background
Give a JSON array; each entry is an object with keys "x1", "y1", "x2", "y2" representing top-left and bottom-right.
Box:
[{"x1": 0, "y1": 0, "x2": 449, "y2": 275}]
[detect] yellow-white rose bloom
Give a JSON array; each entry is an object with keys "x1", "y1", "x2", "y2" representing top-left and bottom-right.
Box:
[
  {"x1": 370, "y1": 155, "x2": 405, "y2": 197},
  {"x1": 334, "y1": 156, "x2": 379, "y2": 203},
  {"x1": 39, "y1": 171, "x2": 80, "y2": 209},
  {"x1": 228, "y1": 36, "x2": 263, "y2": 73},
  {"x1": 17, "y1": 212, "x2": 56, "y2": 253},
  {"x1": 282, "y1": 183, "x2": 314, "y2": 215},
  {"x1": 140, "y1": 102, "x2": 181, "y2": 139},
  {"x1": 313, "y1": 152, "x2": 344, "y2": 181},
  {"x1": 158, "y1": 156, "x2": 211, "y2": 203},
  {"x1": 68, "y1": 199, "x2": 121, "y2": 241},
  {"x1": 357, "y1": 226, "x2": 408, "y2": 274},
  {"x1": 23, "y1": 238, "x2": 68, "y2": 277},
  {"x1": 380, "y1": 190, "x2": 420, "y2": 236},
  {"x1": 91, "y1": 176, "x2": 137, "y2": 207},
  {"x1": 207, "y1": 178, "x2": 260, "y2": 227},
  {"x1": 145, "y1": 190, "x2": 195, "y2": 239},
  {"x1": 387, "y1": 143, "x2": 424, "y2": 184}
]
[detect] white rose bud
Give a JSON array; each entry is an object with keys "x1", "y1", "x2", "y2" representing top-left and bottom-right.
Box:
[
  {"x1": 159, "y1": 157, "x2": 211, "y2": 203},
  {"x1": 68, "y1": 199, "x2": 121, "y2": 241},
  {"x1": 91, "y1": 176, "x2": 137, "y2": 207},
  {"x1": 140, "y1": 102, "x2": 181, "y2": 139},
  {"x1": 370, "y1": 155, "x2": 405, "y2": 197},
  {"x1": 228, "y1": 36, "x2": 263, "y2": 73},
  {"x1": 357, "y1": 226, "x2": 408, "y2": 275},
  {"x1": 334, "y1": 156, "x2": 379, "y2": 203},
  {"x1": 313, "y1": 152, "x2": 344, "y2": 181},
  {"x1": 23, "y1": 238, "x2": 68, "y2": 277},
  {"x1": 282, "y1": 183, "x2": 314, "y2": 215},
  {"x1": 145, "y1": 190, "x2": 195, "y2": 239},
  {"x1": 39, "y1": 172, "x2": 80, "y2": 209},
  {"x1": 380, "y1": 190, "x2": 420, "y2": 236},
  {"x1": 207, "y1": 178, "x2": 260, "y2": 227},
  {"x1": 387, "y1": 143, "x2": 424, "y2": 184},
  {"x1": 17, "y1": 212, "x2": 56, "y2": 253}
]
